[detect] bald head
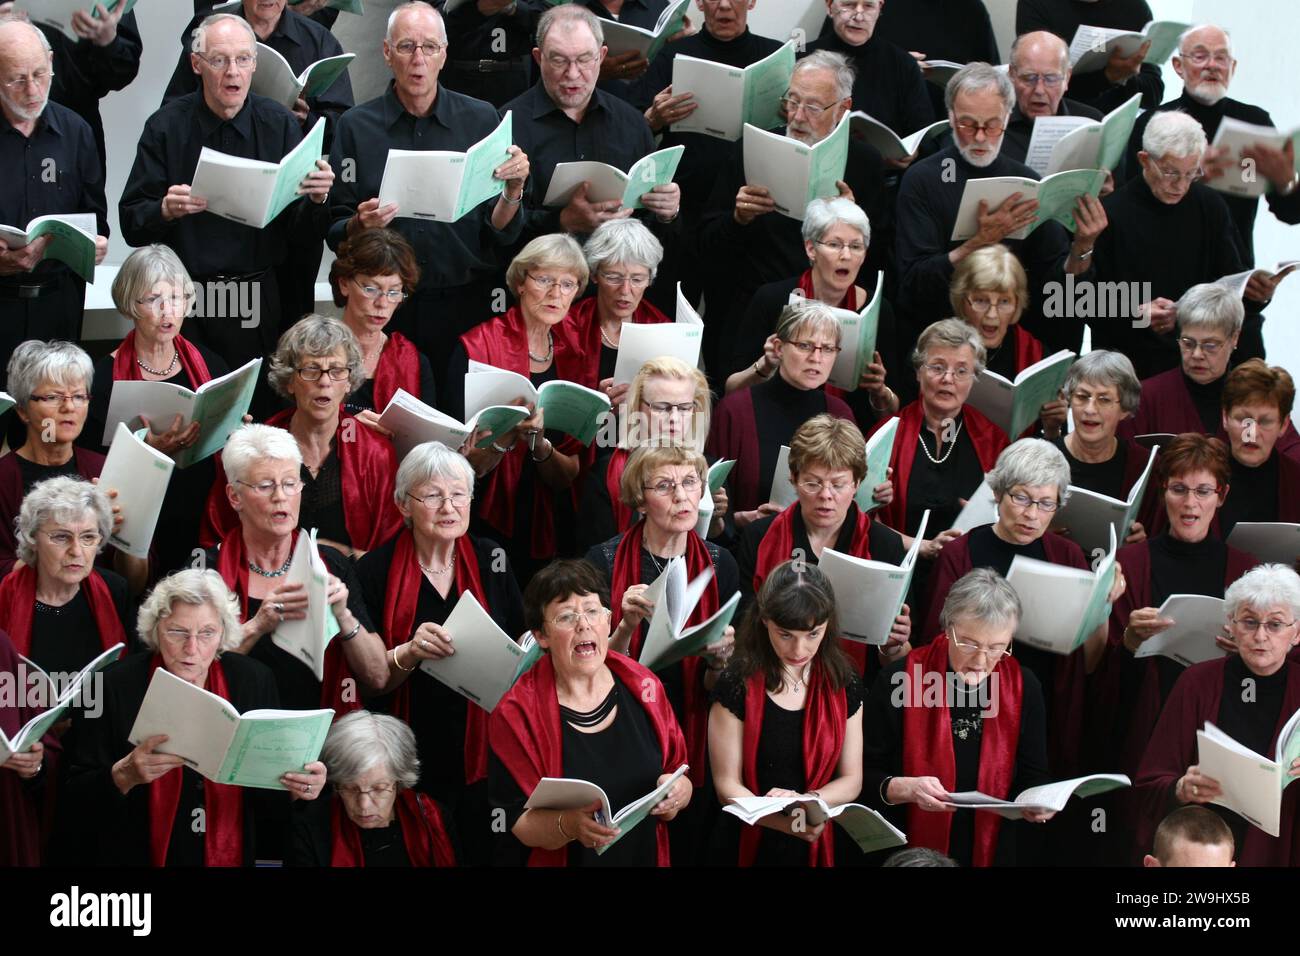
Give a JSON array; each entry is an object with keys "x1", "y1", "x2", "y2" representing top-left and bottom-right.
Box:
[
  {"x1": 1009, "y1": 31, "x2": 1071, "y2": 119},
  {"x1": 0, "y1": 17, "x2": 53, "y2": 126}
]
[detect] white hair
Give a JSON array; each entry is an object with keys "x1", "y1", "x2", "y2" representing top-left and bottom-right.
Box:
[
  {"x1": 941, "y1": 568, "x2": 1021, "y2": 633},
  {"x1": 792, "y1": 50, "x2": 856, "y2": 101},
  {"x1": 986, "y1": 438, "x2": 1073, "y2": 506},
  {"x1": 385, "y1": 0, "x2": 445, "y2": 43},
  {"x1": 1224, "y1": 564, "x2": 1300, "y2": 623},
  {"x1": 1142, "y1": 110, "x2": 1207, "y2": 160},
  {"x1": 321, "y1": 710, "x2": 421, "y2": 790},
  {"x1": 191, "y1": 12, "x2": 256, "y2": 55},
  {"x1": 946, "y1": 62, "x2": 1013, "y2": 115},
  {"x1": 6, "y1": 339, "x2": 93, "y2": 405},
  {"x1": 221, "y1": 423, "x2": 303, "y2": 485},
  {"x1": 582, "y1": 219, "x2": 664, "y2": 280},
  {"x1": 14, "y1": 476, "x2": 111, "y2": 567},
  {"x1": 136, "y1": 569, "x2": 243, "y2": 654},
  {"x1": 1177, "y1": 282, "x2": 1244, "y2": 340},
  {"x1": 1178, "y1": 24, "x2": 1233, "y2": 59},
  {"x1": 802, "y1": 197, "x2": 871, "y2": 246},
  {"x1": 393, "y1": 441, "x2": 475, "y2": 520}
]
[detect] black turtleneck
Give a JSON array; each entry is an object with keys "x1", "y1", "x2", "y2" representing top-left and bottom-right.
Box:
[
  {"x1": 1213, "y1": 654, "x2": 1289, "y2": 851},
  {"x1": 805, "y1": 30, "x2": 934, "y2": 134},
  {"x1": 751, "y1": 372, "x2": 837, "y2": 504},
  {"x1": 875, "y1": 0, "x2": 1000, "y2": 118},
  {"x1": 1092, "y1": 175, "x2": 1249, "y2": 379},
  {"x1": 904, "y1": 410, "x2": 985, "y2": 537},
  {"x1": 1125, "y1": 93, "x2": 1300, "y2": 263},
  {"x1": 1149, "y1": 532, "x2": 1228, "y2": 607},
  {"x1": 1220, "y1": 451, "x2": 1281, "y2": 539},
  {"x1": 1183, "y1": 371, "x2": 1227, "y2": 434},
  {"x1": 1052, "y1": 434, "x2": 1130, "y2": 501}
]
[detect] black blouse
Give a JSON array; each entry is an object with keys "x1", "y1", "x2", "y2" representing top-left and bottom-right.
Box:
[
  {"x1": 29, "y1": 568, "x2": 131, "y2": 677},
  {"x1": 904, "y1": 413, "x2": 986, "y2": 537},
  {"x1": 751, "y1": 373, "x2": 837, "y2": 507},
  {"x1": 298, "y1": 449, "x2": 350, "y2": 549},
  {"x1": 1220, "y1": 452, "x2": 1280, "y2": 540},
  {"x1": 1212, "y1": 655, "x2": 1288, "y2": 850},
  {"x1": 1052, "y1": 435, "x2": 1130, "y2": 502}
]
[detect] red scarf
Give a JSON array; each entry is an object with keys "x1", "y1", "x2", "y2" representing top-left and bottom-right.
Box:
[
  {"x1": 146, "y1": 655, "x2": 244, "y2": 866},
  {"x1": 381, "y1": 529, "x2": 493, "y2": 784},
  {"x1": 201, "y1": 409, "x2": 403, "y2": 551},
  {"x1": 0, "y1": 565, "x2": 126, "y2": 657},
  {"x1": 459, "y1": 306, "x2": 593, "y2": 559},
  {"x1": 796, "y1": 269, "x2": 859, "y2": 311},
  {"x1": 1010, "y1": 325, "x2": 1043, "y2": 372},
  {"x1": 489, "y1": 651, "x2": 687, "y2": 867},
  {"x1": 875, "y1": 401, "x2": 1008, "y2": 533},
  {"x1": 608, "y1": 520, "x2": 718, "y2": 787},
  {"x1": 900, "y1": 636, "x2": 1023, "y2": 867},
  {"x1": 754, "y1": 502, "x2": 875, "y2": 675},
  {"x1": 572, "y1": 295, "x2": 671, "y2": 380},
  {"x1": 111, "y1": 330, "x2": 212, "y2": 387},
  {"x1": 214, "y1": 526, "x2": 360, "y2": 716},
  {"x1": 329, "y1": 788, "x2": 456, "y2": 867},
  {"x1": 370, "y1": 331, "x2": 423, "y2": 413},
  {"x1": 738, "y1": 665, "x2": 846, "y2": 866},
  {"x1": 604, "y1": 448, "x2": 633, "y2": 533}
]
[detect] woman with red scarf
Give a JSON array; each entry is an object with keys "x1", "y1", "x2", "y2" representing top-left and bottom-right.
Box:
[
  {"x1": 709, "y1": 561, "x2": 862, "y2": 866},
  {"x1": 329, "y1": 229, "x2": 436, "y2": 435},
  {"x1": 200, "y1": 425, "x2": 389, "y2": 713},
  {"x1": 444, "y1": 235, "x2": 596, "y2": 582},
  {"x1": 950, "y1": 244, "x2": 1064, "y2": 440},
  {"x1": 290, "y1": 711, "x2": 457, "y2": 867},
  {"x1": 723, "y1": 198, "x2": 901, "y2": 428},
  {"x1": 489, "y1": 561, "x2": 691, "y2": 867},
  {"x1": 735, "y1": 414, "x2": 911, "y2": 678},
  {"x1": 0, "y1": 628, "x2": 45, "y2": 865},
  {"x1": 862, "y1": 568, "x2": 1051, "y2": 867},
  {"x1": 355, "y1": 441, "x2": 524, "y2": 865},
  {"x1": 62, "y1": 569, "x2": 327, "y2": 866},
  {"x1": 83, "y1": 244, "x2": 229, "y2": 573},
  {"x1": 202, "y1": 315, "x2": 403, "y2": 560}
]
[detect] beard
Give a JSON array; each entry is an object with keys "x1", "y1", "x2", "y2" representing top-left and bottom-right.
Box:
[
  {"x1": 1185, "y1": 80, "x2": 1228, "y2": 106},
  {"x1": 0, "y1": 87, "x2": 47, "y2": 124},
  {"x1": 957, "y1": 140, "x2": 1001, "y2": 168}
]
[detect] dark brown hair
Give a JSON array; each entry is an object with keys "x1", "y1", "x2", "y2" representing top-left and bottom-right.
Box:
[
  {"x1": 329, "y1": 228, "x2": 421, "y2": 307},
  {"x1": 523, "y1": 559, "x2": 611, "y2": 634},
  {"x1": 1221, "y1": 358, "x2": 1295, "y2": 419},
  {"x1": 1157, "y1": 433, "x2": 1231, "y2": 489}
]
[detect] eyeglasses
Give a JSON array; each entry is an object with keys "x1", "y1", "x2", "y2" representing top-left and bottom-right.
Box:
[
  {"x1": 1177, "y1": 336, "x2": 1225, "y2": 356},
  {"x1": 548, "y1": 607, "x2": 612, "y2": 631},
  {"x1": 1166, "y1": 482, "x2": 1221, "y2": 500},
  {"x1": 235, "y1": 478, "x2": 304, "y2": 497},
  {"x1": 815, "y1": 239, "x2": 867, "y2": 255},
  {"x1": 336, "y1": 782, "x2": 399, "y2": 798},
  {"x1": 136, "y1": 292, "x2": 193, "y2": 314},
  {"x1": 1228, "y1": 413, "x2": 1280, "y2": 430},
  {"x1": 784, "y1": 339, "x2": 842, "y2": 356},
  {"x1": 954, "y1": 119, "x2": 1006, "y2": 137},
  {"x1": 544, "y1": 52, "x2": 599, "y2": 71},
  {"x1": 3, "y1": 69, "x2": 54, "y2": 91},
  {"x1": 1006, "y1": 491, "x2": 1059, "y2": 513},
  {"x1": 162, "y1": 627, "x2": 222, "y2": 644},
  {"x1": 41, "y1": 530, "x2": 102, "y2": 549},
  {"x1": 780, "y1": 95, "x2": 834, "y2": 119},
  {"x1": 195, "y1": 52, "x2": 256, "y2": 72},
  {"x1": 1153, "y1": 164, "x2": 1204, "y2": 185},
  {"x1": 1180, "y1": 50, "x2": 1233, "y2": 67},
  {"x1": 1232, "y1": 617, "x2": 1297, "y2": 636},
  {"x1": 922, "y1": 363, "x2": 974, "y2": 382},
  {"x1": 406, "y1": 490, "x2": 470, "y2": 510},
  {"x1": 296, "y1": 365, "x2": 351, "y2": 382},
  {"x1": 526, "y1": 273, "x2": 580, "y2": 294},
  {"x1": 29, "y1": 392, "x2": 90, "y2": 406},
  {"x1": 1069, "y1": 389, "x2": 1120, "y2": 410},
  {"x1": 645, "y1": 401, "x2": 696, "y2": 415},
  {"x1": 949, "y1": 631, "x2": 1012, "y2": 661},
  {"x1": 392, "y1": 40, "x2": 446, "y2": 58},
  {"x1": 351, "y1": 278, "x2": 408, "y2": 304},
  {"x1": 643, "y1": 476, "x2": 701, "y2": 497},
  {"x1": 1012, "y1": 71, "x2": 1064, "y2": 88},
  {"x1": 833, "y1": 0, "x2": 881, "y2": 14},
  {"x1": 797, "y1": 477, "x2": 854, "y2": 495},
  {"x1": 964, "y1": 294, "x2": 1017, "y2": 314},
  {"x1": 598, "y1": 271, "x2": 651, "y2": 288}
]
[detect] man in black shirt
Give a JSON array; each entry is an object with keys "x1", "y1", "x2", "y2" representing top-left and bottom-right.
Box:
[
  {"x1": 0, "y1": 17, "x2": 109, "y2": 373},
  {"x1": 119, "y1": 14, "x2": 334, "y2": 389},
  {"x1": 874, "y1": 0, "x2": 999, "y2": 119},
  {"x1": 442, "y1": 0, "x2": 543, "y2": 107},
  {"x1": 895, "y1": 64, "x2": 1106, "y2": 356},
  {"x1": 327, "y1": 1, "x2": 531, "y2": 379},
  {"x1": 1002, "y1": 31, "x2": 1102, "y2": 166}
]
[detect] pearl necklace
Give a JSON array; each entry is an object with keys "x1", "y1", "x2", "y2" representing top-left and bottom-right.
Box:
[
  {"x1": 918, "y1": 418, "x2": 963, "y2": 465},
  {"x1": 418, "y1": 558, "x2": 454, "y2": 575},
  {"x1": 248, "y1": 553, "x2": 294, "y2": 577},
  {"x1": 528, "y1": 332, "x2": 554, "y2": 364},
  {"x1": 599, "y1": 325, "x2": 619, "y2": 349},
  {"x1": 137, "y1": 347, "x2": 179, "y2": 377}
]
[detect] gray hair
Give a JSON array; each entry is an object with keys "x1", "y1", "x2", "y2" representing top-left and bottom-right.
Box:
[
  {"x1": 191, "y1": 12, "x2": 256, "y2": 55},
  {"x1": 321, "y1": 710, "x2": 421, "y2": 790},
  {"x1": 1178, "y1": 24, "x2": 1233, "y2": 59},
  {"x1": 776, "y1": 300, "x2": 843, "y2": 345},
  {"x1": 1176, "y1": 282, "x2": 1244, "y2": 340},
  {"x1": 911, "y1": 318, "x2": 987, "y2": 374},
  {"x1": 111, "y1": 244, "x2": 194, "y2": 323},
  {"x1": 268, "y1": 314, "x2": 364, "y2": 399},
  {"x1": 946, "y1": 62, "x2": 1014, "y2": 115},
  {"x1": 582, "y1": 219, "x2": 664, "y2": 280},
  {"x1": 505, "y1": 233, "x2": 589, "y2": 296},
  {"x1": 883, "y1": 847, "x2": 958, "y2": 867},
  {"x1": 6, "y1": 339, "x2": 93, "y2": 405},
  {"x1": 385, "y1": 1, "x2": 445, "y2": 44},
  {"x1": 802, "y1": 196, "x2": 871, "y2": 246},
  {"x1": 136, "y1": 569, "x2": 243, "y2": 654},
  {"x1": 791, "y1": 50, "x2": 855, "y2": 101},
  {"x1": 1063, "y1": 350, "x2": 1142, "y2": 415},
  {"x1": 1009, "y1": 31, "x2": 1070, "y2": 76},
  {"x1": 537, "y1": 4, "x2": 604, "y2": 49},
  {"x1": 941, "y1": 567, "x2": 1022, "y2": 633},
  {"x1": 0, "y1": 15, "x2": 52, "y2": 54},
  {"x1": 222, "y1": 423, "x2": 303, "y2": 485},
  {"x1": 1142, "y1": 110, "x2": 1207, "y2": 160},
  {"x1": 14, "y1": 476, "x2": 112, "y2": 567},
  {"x1": 986, "y1": 438, "x2": 1072, "y2": 506},
  {"x1": 1224, "y1": 564, "x2": 1300, "y2": 623},
  {"x1": 393, "y1": 441, "x2": 475, "y2": 521}
]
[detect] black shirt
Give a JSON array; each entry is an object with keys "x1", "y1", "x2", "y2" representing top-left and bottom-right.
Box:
[
  {"x1": 1213, "y1": 654, "x2": 1288, "y2": 850},
  {"x1": 1220, "y1": 451, "x2": 1281, "y2": 539},
  {"x1": 298, "y1": 449, "x2": 350, "y2": 548},
  {"x1": 1185, "y1": 372, "x2": 1227, "y2": 435},
  {"x1": 29, "y1": 568, "x2": 131, "y2": 676},
  {"x1": 343, "y1": 352, "x2": 437, "y2": 417},
  {"x1": 327, "y1": 84, "x2": 524, "y2": 291},
  {"x1": 1052, "y1": 433, "x2": 1130, "y2": 501},
  {"x1": 875, "y1": 0, "x2": 1000, "y2": 119},
  {"x1": 1144, "y1": 532, "x2": 1231, "y2": 702},
  {"x1": 804, "y1": 30, "x2": 934, "y2": 133},
  {"x1": 751, "y1": 373, "x2": 836, "y2": 506},
  {"x1": 903, "y1": 412, "x2": 986, "y2": 536},
  {"x1": 119, "y1": 92, "x2": 326, "y2": 277},
  {"x1": 0, "y1": 101, "x2": 108, "y2": 282}
]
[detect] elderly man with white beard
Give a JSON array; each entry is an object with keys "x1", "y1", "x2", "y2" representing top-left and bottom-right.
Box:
[{"x1": 895, "y1": 63, "x2": 1106, "y2": 356}]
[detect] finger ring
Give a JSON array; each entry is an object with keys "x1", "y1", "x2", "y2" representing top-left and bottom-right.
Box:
[
  {"x1": 275, "y1": 602, "x2": 284, "y2": 613},
  {"x1": 420, "y1": 639, "x2": 430, "y2": 649},
  {"x1": 1192, "y1": 784, "x2": 1199, "y2": 796}
]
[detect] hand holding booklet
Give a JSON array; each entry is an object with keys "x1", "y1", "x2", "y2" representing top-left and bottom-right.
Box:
[
  {"x1": 943, "y1": 774, "x2": 1131, "y2": 819},
  {"x1": 599, "y1": 0, "x2": 691, "y2": 61},
  {"x1": 693, "y1": 459, "x2": 735, "y2": 538},
  {"x1": 525, "y1": 764, "x2": 689, "y2": 855},
  {"x1": 542, "y1": 146, "x2": 685, "y2": 210},
  {"x1": 743, "y1": 112, "x2": 850, "y2": 220},
  {"x1": 1, "y1": 644, "x2": 123, "y2": 763},
  {"x1": 418, "y1": 591, "x2": 543, "y2": 712},
  {"x1": 99, "y1": 423, "x2": 174, "y2": 560},
  {"x1": 377, "y1": 388, "x2": 529, "y2": 462},
  {"x1": 1133, "y1": 595, "x2": 1228, "y2": 667},
  {"x1": 1067, "y1": 20, "x2": 1188, "y2": 74},
  {"x1": 465, "y1": 361, "x2": 611, "y2": 446},
  {"x1": 0, "y1": 213, "x2": 98, "y2": 282},
  {"x1": 129, "y1": 668, "x2": 333, "y2": 790},
  {"x1": 1006, "y1": 525, "x2": 1119, "y2": 655},
  {"x1": 270, "y1": 528, "x2": 340, "y2": 683},
  {"x1": 1050, "y1": 444, "x2": 1157, "y2": 558},
  {"x1": 820, "y1": 512, "x2": 928, "y2": 646},
  {"x1": 950, "y1": 169, "x2": 1106, "y2": 240},
  {"x1": 1204, "y1": 116, "x2": 1300, "y2": 199},
  {"x1": 1196, "y1": 712, "x2": 1300, "y2": 837},
  {"x1": 670, "y1": 41, "x2": 796, "y2": 141},
  {"x1": 378, "y1": 112, "x2": 513, "y2": 223},
  {"x1": 250, "y1": 43, "x2": 355, "y2": 111},
  {"x1": 638, "y1": 558, "x2": 741, "y2": 672},
  {"x1": 190, "y1": 117, "x2": 326, "y2": 228},
  {"x1": 848, "y1": 112, "x2": 949, "y2": 163},
  {"x1": 965, "y1": 349, "x2": 1075, "y2": 439},
  {"x1": 1024, "y1": 94, "x2": 1141, "y2": 177},
  {"x1": 15, "y1": 0, "x2": 135, "y2": 41},
  {"x1": 723, "y1": 796, "x2": 907, "y2": 854}
]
